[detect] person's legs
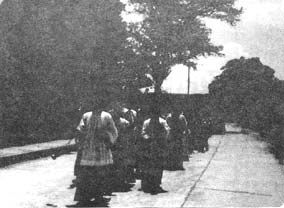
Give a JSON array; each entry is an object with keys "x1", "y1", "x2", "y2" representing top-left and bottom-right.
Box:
[
  {"x1": 125, "y1": 165, "x2": 136, "y2": 183},
  {"x1": 141, "y1": 172, "x2": 152, "y2": 193},
  {"x1": 170, "y1": 142, "x2": 184, "y2": 170},
  {"x1": 74, "y1": 166, "x2": 112, "y2": 203},
  {"x1": 74, "y1": 167, "x2": 93, "y2": 203},
  {"x1": 164, "y1": 141, "x2": 176, "y2": 170},
  {"x1": 116, "y1": 164, "x2": 126, "y2": 187},
  {"x1": 200, "y1": 136, "x2": 208, "y2": 153},
  {"x1": 177, "y1": 142, "x2": 185, "y2": 169},
  {"x1": 182, "y1": 136, "x2": 189, "y2": 161},
  {"x1": 150, "y1": 169, "x2": 167, "y2": 194},
  {"x1": 188, "y1": 135, "x2": 194, "y2": 154},
  {"x1": 99, "y1": 165, "x2": 113, "y2": 197},
  {"x1": 69, "y1": 150, "x2": 83, "y2": 189},
  {"x1": 196, "y1": 137, "x2": 204, "y2": 152},
  {"x1": 204, "y1": 137, "x2": 209, "y2": 151},
  {"x1": 74, "y1": 149, "x2": 82, "y2": 176}
]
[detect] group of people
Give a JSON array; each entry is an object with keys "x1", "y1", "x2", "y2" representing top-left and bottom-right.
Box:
[{"x1": 69, "y1": 96, "x2": 212, "y2": 207}]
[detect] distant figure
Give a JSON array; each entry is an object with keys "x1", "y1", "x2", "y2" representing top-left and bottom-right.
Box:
[
  {"x1": 269, "y1": 123, "x2": 284, "y2": 164},
  {"x1": 109, "y1": 105, "x2": 133, "y2": 189},
  {"x1": 122, "y1": 107, "x2": 137, "y2": 128},
  {"x1": 134, "y1": 108, "x2": 148, "y2": 179},
  {"x1": 165, "y1": 107, "x2": 189, "y2": 170},
  {"x1": 199, "y1": 116, "x2": 212, "y2": 152},
  {"x1": 192, "y1": 110, "x2": 212, "y2": 153},
  {"x1": 140, "y1": 105, "x2": 170, "y2": 194},
  {"x1": 121, "y1": 106, "x2": 137, "y2": 182},
  {"x1": 73, "y1": 98, "x2": 118, "y2": 207}
]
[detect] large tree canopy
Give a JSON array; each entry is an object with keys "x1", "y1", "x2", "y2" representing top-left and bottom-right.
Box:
[
  {"x1": 0, "y1": 0, "x2": 134, "y2": 144},
  {"x1": 208, "y1": 57, "x2": 284, "y2": 134},
  {"x1": 0, "y1": 0, "x2": 242, "y2": 146},
  {"x1": 126, "y1": 0, "x2": 242, "y2": 90}
]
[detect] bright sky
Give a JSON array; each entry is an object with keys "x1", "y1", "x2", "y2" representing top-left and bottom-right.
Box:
[{"x1": 163, "y1": 0, "x2": 284, "y2": 94}]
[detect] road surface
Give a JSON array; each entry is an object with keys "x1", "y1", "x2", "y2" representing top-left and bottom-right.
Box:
[{"x1": 0, "y1": 133, "x2": 283, "y2": 207}]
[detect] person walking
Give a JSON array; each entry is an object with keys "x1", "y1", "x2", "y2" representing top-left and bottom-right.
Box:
[
  {"x1": 109, "y1": 105, "x2": 132, "y2": 190},
  {"x1": 134, "y1": 108, "x2": 147, "y2": 179},
  {"x1": 121, "y1": 106, "x2": 137, "y2": 183},
  {"x1": 72, "y1": 98, "x2": 118, "y2": 207},
  {"x1": 199, "y1": 116, "x2": 212, "y2": 152},
  {"x1": 140, "y1": 104, "x2": 170, "y2": 194},
  {"x1": 197, "y1": 109, "x2": 213, "y2": 153},
  {"x1": 165, "y1": 107, "x2": 189, "y2": 170}
]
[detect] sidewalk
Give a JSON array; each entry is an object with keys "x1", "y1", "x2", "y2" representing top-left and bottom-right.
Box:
[
  {"x1": 0, "y1": 139, "x2": 76, "y2": 167},
  {"x1": 105, "y1": 134, "x2": 284, "y2": 207},
  {"x1": 183, "y1": 134, "x2": 284, "y2": 207},
  {"x1": 0, "y1": 131, "x2": 283, "y2": 207}
]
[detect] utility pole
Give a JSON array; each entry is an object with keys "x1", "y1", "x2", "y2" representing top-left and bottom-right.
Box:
[{"x1": 187, "y1": 67, "x2": 190, "y2": 94}]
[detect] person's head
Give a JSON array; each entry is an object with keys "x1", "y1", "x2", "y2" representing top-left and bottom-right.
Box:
[
  {"x1": 172, "y1": 105, "x2": 181, "y2": 116},
  {"x1": 91, "y1": 76, "x2": 112, "y2": 110},
  {"x1": 92, "y1": 86, "x2": 112, "y2": 111},
  {"x1": 93, "y1": 96, "x2": 109, "y2": 111},
  {"x1": 149, "y1": 104, "x2": 161, "y2": 120},
  {"x1": 147, "y1": 92, "x2": 162, "y2": 119},
  {"x1": 108, "y1": 101, "x2": 123, "y2": 121}
]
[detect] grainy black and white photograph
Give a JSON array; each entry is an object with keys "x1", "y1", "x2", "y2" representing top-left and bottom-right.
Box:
[{"x1": 0, "y1": 0, "x2": 284, "y2": 207}]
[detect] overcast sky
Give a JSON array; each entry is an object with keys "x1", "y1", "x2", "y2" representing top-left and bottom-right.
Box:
[{"x1": 163, "y1": 0, "x2": 284, "y2": 94}]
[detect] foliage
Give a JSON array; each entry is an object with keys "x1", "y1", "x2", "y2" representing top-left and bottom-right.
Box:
[
  {"x1": 127, "y1": 0, "x2": 242, "y2": 90},
  {"x1": 0, "y1": 0, "x2": 135, "y2": 146},
  {"x1": 209, "y1": 57, "x2": 284, "y2": 135},
  {"x1": 0, "y1": 0, "x2": 242, "y2": 147}
]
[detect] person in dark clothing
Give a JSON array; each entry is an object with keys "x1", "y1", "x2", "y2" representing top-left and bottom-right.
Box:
[
  {"x1": 134, "y1": 108, "x2": 147, "y2": 180},
  {"x1": 109, "y1": 105, "x2": 133, "y2": 190},
  {"x1": 199, "y1": 117, "x2": 212, "y2": 152},
  {"x1": 194, "y1": 108, "x2": 213, "y2": 153},
  {"x1": 165, "y1": 108, "x2": 188, "y2": 170},
  {"x1": 269, "y1": 123, "x2": 284, "y2": 164},
  {"x1": 187, "y1": 110, "x2": 212, "y2": 153},
  {"x1": 139, "y1": 105, "x2": 170, "y2": 194},
  {"x1": 121, "y1": 107, "x2": 137, "y2": 183}
]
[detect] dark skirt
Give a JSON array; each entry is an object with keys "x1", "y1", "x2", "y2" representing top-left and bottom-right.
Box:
[
  {"x1": 74, "y1": 165, "x2": 112, "y2": 202},
  {"x1": 112, "y1": 148, "x2": 127, "y2": 185},
  {"x1": 141, "y1": 168, "x2": 163, "y2": 191},
  {"x1": 74, "y1": 149, "x2": 82, "y2": 176},
  {"x1": 165, "y1": 138, "x2": 184, "y2": 169}
]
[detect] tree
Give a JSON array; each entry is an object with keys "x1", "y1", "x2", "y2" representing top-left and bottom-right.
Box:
[
  {"x1": 0, "y1": 0, "x2": 135, "y2": 145},
  {"x1": 127, "y1": 0, "x2": 242, "y2": 92},
  {"x1": 208, "y1": 57, "x2": 282, "y2": 134}
]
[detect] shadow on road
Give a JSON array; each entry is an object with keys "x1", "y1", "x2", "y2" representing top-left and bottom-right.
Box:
[{"x1": 65, "y1": 197, "x2": 110, "y2": 207}]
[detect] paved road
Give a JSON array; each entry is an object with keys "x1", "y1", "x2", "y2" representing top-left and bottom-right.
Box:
[{"x1": 0, "y1": 133, "x2": 283, "y2": 207}]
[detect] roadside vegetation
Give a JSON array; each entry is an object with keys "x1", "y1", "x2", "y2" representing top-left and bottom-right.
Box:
[
  {"x1": 208, "y1": 57, "x2": 284, "y2": 164},
  {"x1": 0, "y1": 0, "x2": 241, "y2": 148}
]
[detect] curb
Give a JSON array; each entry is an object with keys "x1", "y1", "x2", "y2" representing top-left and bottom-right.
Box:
[{"x1": 0, "y1": 144, "x2": 76, "y2": 168}]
